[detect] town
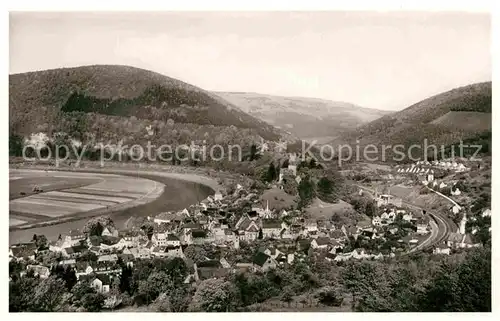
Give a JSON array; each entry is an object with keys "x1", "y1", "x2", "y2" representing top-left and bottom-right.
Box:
[{"x1": 8, "y1": 149, "x2": 490, "y2": 312}]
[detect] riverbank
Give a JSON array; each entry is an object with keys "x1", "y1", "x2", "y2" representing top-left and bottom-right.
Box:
[{"x1": 9, "y1": 165, "x2": 220, "y2": 244}]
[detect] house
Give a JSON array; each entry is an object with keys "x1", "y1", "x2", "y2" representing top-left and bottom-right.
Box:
[
  {"x1": 311, "y1": 237, "x2": 331, "y2": 250},
  {"x1": 433, "y1": 243, "x2": 451, "y2": 255},
  {"x1": 446, "y1": 233, "x2": 480, "y2": 249},
  {"x1": 64, "y1": 230, "x2": 86, "y2": 245},
  {"x1": 124, "y1": 247, "x2": 151, "y2": 260},
  {"x1": 152, "y1": 232, "x2": 168, "y2": 247},
  {"x1": 325, "y1": 252, "x2": 337, "y2": 262},
  {"x1": 117, "y1": 230, "x2": 145, "y2": 247},
  {"x1": 214, "y1": 192, "x2": 223, "y2": 201},
  {"x1": 194, "y1": 260, "x2": 229, "y2": 281},
  {"x1": 101, "y1": 227, "x2": 119, "y2": 238},
  {"x1": 261, "y1": 220, "x2": 282, "y2": 239},
  {"x1": 329, "y1": 229, "x2": 345, "y2": 241},
  {"x1": 334, "y1": 253, "x2": 352, "y2": 262},
  {"x1": 372, "y1": 216, "x2": 382, "y2": 227},
  {"x1": 451, "y1": 187, "x2": 461, "y2": 196},
  {"x1": 381, "y1": 210, "x2": 396, "y2": 223},
  {"x1": 75, "y1": 263, "x2": 94, "y2": 279},
  {"x1": 166, "y1": 234, "x2": 181, "y2": 247},
  {"x1": 62, "y1": 244, "x2": 87, "y2": 259},
  {"x1": 25, "y1": 265, "x2": 50, "y2": 279},
  {"x1": 416, "y1": 220, "x2": 430, "y2": 235},
  {"x1": 450, "y1": 205, "x2": 461, "y2": 215},
  {"x1": 351, "y1": 249, "x2": 371, "y2": 260},
  {"x1": 376, "y1": 194, "x2": 402, "y2": 207},
  {"x1": 236, "y1": 217, "x2": 260, "y2": 242},
  {"x1": 9, "y1": 243, "x2": 37, "y2": 261},
  {"x1": 165, "y1": 245, "x2": 184, "y2": 258},
  {"x1": 154, "y1": 212, "x2": 183, "y2": 225},
  {"x1": 402, "y1": 213, "x2": 413, "y2": 222},
  {"x1": 252, "y1": 252, "x2": 277, "y2": 272},
  {"x1": 97, "y1": 254, "x2": 119, "y2": 263},
  {"x1": 59, "y1": 259, "x2": 77, "y2": 267},
  {"x1": 304, "y1": 219, "x2": 318, "y2": 233},
  {"x1": 151, "y1": 246, "x2": 168, "y2": 258},
  {"x1": 481, "y1": 209, "x2": 491, "y2": 217},
  {"x1": 263, "y1": 247, "x2": 283, "y2": 260},
  {"x1": 91, "y1": 275, "x2": 112, "y2": 293},
  {"x1": 341, "y1": 225, "x2": 359, "y2": 240},
  {"x1": 191, "y1": 229, "x2": 209, "y2": 245}
]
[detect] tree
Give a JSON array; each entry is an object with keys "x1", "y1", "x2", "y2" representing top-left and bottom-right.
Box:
[
  {"x1": 119, "y1": 265, "x2": 133, "y2": 295},
  {"x1": 81, "y1": 292, "x2": 106, "y2": 312},
  {"x1": 151, "y1": 292, "x2": 172, "y2": 312},
  {"x1": 364, "y1": 201, "x2": 377, "y2": 218},
  {"x1": 71, "y1": 281, "x2": 96, "y2": 306},
  {"x1": 9, "y1": 274, "x2": 39, "y2": 311},
  {"x1": 31, "y1": 276, "x2": 66, "y2": 312},
  {"x1": 280, "y1": 286, "x2": 294, "y2": 307},
  {"x1": 135, "y1": 272, "x2": 173, "y2": 305},
  {"x1": 189, "y1": 278, "x2": 239, "y2": 312},
  {"x1": 264, "y1": 163, "x2": 277, "y2": 182},
  {"x1": 419, "y1": 248, "x2": 491, "y2": 312},
  {"x1": 184, "y1": 245, "x2": 208, "y2": 263},
  {"x1": 140, "y1": 221, "x2": 155, "y2": 239},
  {"x1": 314, "y1": 286, "x2": 344, "y2": 307},
  {"x1": 9, "y1": 132, "x2": 24, "y2": 156},
  {"x1": 32, "y1": 234, "x2": 48, "y2": 250},
  {"x1": 282, "y1": 174, "x2": 298, "y2": 196},
  {"x1": 249, "y1": 144, "x2": 260, "y2": 161},
  {"x1": 317, "y1": 176, "x2": 336, "y2": 202},
  {"x1": 83, "y1": 216, "x2": 114, "y2": 236},
  {"x1": 298, "y1": 175, "x2": 315, "y2": 209},
  {"x1": 164, "y1": 257, "x2": 189, "y2": 285}
]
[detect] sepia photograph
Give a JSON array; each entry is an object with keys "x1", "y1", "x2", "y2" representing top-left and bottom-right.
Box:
[{"x1": 7, "y1": 5, "x2": 492, "y2": 313}]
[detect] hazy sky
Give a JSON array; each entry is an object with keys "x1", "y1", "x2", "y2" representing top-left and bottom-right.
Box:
[{"x1": 10, "y1": 12, "x2": 491, "y2": 110}]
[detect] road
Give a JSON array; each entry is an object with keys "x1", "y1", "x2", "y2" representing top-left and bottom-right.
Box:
[{"x1": 353, "y1": 183, "x2": 455, "y2": 252}]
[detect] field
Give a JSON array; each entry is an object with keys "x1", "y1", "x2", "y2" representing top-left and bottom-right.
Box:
[
  {"x1": 9, "y1": 170, "x2": 162, "y2": 227},
  {"x1": 260, "y1": 187, "x2": 298, "y2": 211},
  {"x1": 9, "y1": 169, "x2": 214, "y2": 244}
]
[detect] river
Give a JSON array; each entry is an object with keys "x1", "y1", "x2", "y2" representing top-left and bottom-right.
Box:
[{"x1": 9, "y1": 172, "x2": 214, "y2": 244}]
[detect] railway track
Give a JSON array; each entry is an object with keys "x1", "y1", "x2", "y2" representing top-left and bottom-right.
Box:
[{"x1": 353, "y1": 183, "x2": 455, "y2": 252}]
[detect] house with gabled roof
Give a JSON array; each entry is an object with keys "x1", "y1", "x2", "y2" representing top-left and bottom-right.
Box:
[
  {"x1": 64, "y1": 229, "x2": 86, "y2": 244},
  {"x1": 194, "y1": 260, "x2": 229, "y2": 281},
  {"x1": 252, "y1": 252, "x2": 277, "y2": 272},
  {"x1": 75, "y1": 262, "x2": 94, "y2": 279},
  {"x1": 101, "y1": 227, "x2": 119, "y2": 238},
  {"x1": 25, "y1": 265, "x2": 50, "y2": 279},
  {"x1": 9, "y1": 243, "x2": 37, "y2": 261},
  {"x1": 261, "y1": 219, "x2": 282, "y2": 239},
  {"x1": 310, "y1": 237, "x2": 331, "y2": 250},
  {"x1": 433, "y1": 243, "x2": 451, "y2": 255},
  {"x1": 97, "y1": 253, "x2": 118, "y2": 263},
  {"x1": 91, "y1": 275, "x2": 112, "y2": 293}
]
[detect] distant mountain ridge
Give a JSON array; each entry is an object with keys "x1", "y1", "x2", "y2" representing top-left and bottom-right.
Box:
[{"x1": 213, "y1": 91, "x2": 390, "y2": 141}]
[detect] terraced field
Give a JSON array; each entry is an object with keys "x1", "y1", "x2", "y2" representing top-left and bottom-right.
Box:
[{"x1": 9, "y1": 169, "x2": 164, "y2": 227}]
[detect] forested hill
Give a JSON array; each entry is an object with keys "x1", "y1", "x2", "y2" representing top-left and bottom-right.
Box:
[{"x1": 9, "y1": 65, "x2": 283, "y2": 143}]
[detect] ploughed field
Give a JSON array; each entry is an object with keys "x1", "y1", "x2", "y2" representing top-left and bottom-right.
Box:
[
  {"x1": 9, "y1": 169, "x2": 163, "y2": 228},
  {"x1": 9, "y1": 169, "x2": 214, "y2": 244}
]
